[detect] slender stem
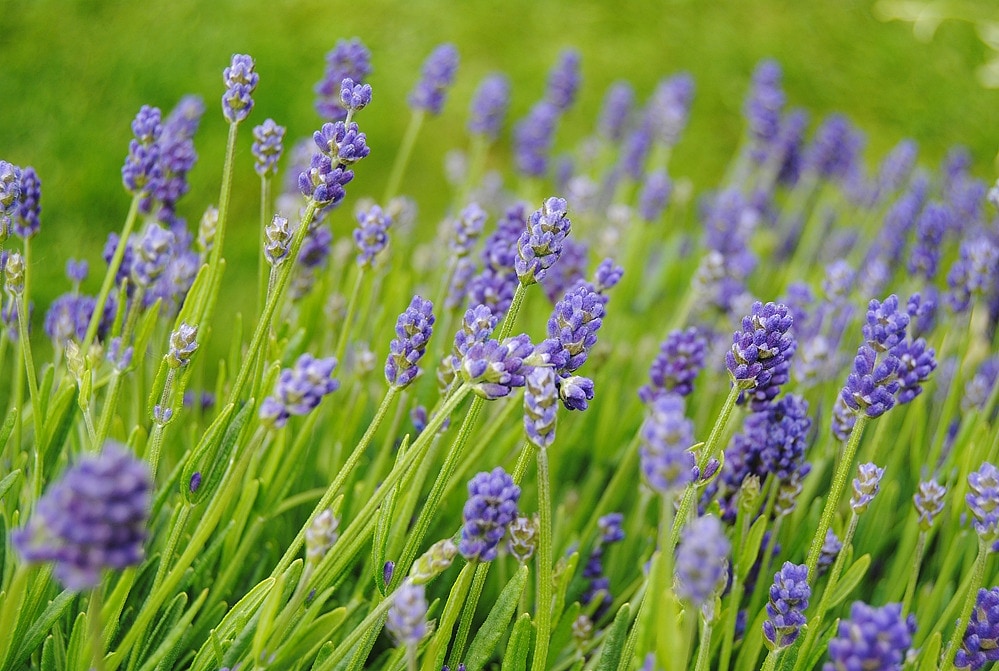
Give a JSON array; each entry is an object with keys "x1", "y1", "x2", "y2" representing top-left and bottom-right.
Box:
[
  {"x1": 532, "y1": 445, "x2": 554, "y2": 671},
  {"x1": 391, "y1": 396, "x2": 483, "y2": 590},
  {"x1": 693, "y1": 617, "x2": 713, "y2": 671},
  {"x1": 199, "y1": 122, "x2": 240, "y2": 325},
  {"x1": 95, "y1": 288, "x2": 147, "y2": 447},
  {"x1": 805, "y1": 415, "x2": 869, "y2": 578},
  {"x1": 901, "y1": 531, "x2": 927, "y2": 617},
  {"x1": 423, "y1": 562, "x2": 476, "y2": 671},
  {"x1": 258, "y1": 175, "x2": 271, "y2": 316},
  {"x1": 941, "y1": 538, "x2": 989, "y2": 670},
  {"x1": 145, "y1": 369, "x2": 175, "y2": 479},
  {"x1": 497, "y1": 283, "x2": 527, "y2": 341},
  {"x1": 334, "y1": 267, "x2": 365, "y2": 365},
  {"x1": 449, "y1": 561, "x2": 490, "y2": 669},
  {"x1": 88, "y1": 586, "x2": 107, "y2": 671},
  {"x1": 384, "y1": 111, "x2": 426, "y2": 204},
  {"x1": 760, "y1": 649, "x2": 779, "y2": 671},
  {"x1": 272, "y1": 385, "x2": 398, "y2": 577},
  {"x1": 15, "y1": 294, "x2": 43, "y2": 495},
  {"x1": 82, "y1": 194, "x2": 140, "y2": 353},
  {"x1": 670, "y1": 384, "x2": 741, "y2": 549}
]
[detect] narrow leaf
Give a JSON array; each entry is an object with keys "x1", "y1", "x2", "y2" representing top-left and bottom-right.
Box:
[{"x1": 465, "y1": 565, "x2": 529, "y2": 671}]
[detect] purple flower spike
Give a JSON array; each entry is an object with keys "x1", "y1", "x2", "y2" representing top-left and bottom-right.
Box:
[
  {"x1": 818, "y1": 529, "x2": 842, "y2": 574},
  {"x1": 648, "y1": 73, "x2": 695, "y2": 147},
  {"x1": 593, "y1": 259, "x2": 624, "y2": 293},
  {"x1": 408, "y1": 43, "x2": 459, "y2": 115},
  {"x1": 339, "y1": 77, "x2": 372, "y2": 114},
  {"x1": 863, "y1": 295, "x2": 909, "y2": 354},
  {"x1": 387, "y1": 581, "x2": 427, "y2": 647},
  {"x1": 546, "y1": 283, "x2": 604, "y2": 375},
  {"x1": 955, "y1": 587, "x2": 999, "y2": 670},
  {"x1": 895, "y1": 338, "x2": 936, "y2": 404},
  {"x1": 638, "y1": 169, "x2": 672, "y2": 223},
  {"x1": 252, "y1": 119, "x2": 286, "y2": 178},
  {"x1": 221, "y1": 54, "x2": 259, "y2": 124},
  {"x1": 132, "y1": 223, "x2": 174, "y2": 288},
  {"x1": 385, "y1": 296, "x2": 435, "y2": 389},
  {"x1": 66, "y1": 259, "x2": 88, "y2": 284},
  {"x1": 840, "y1": 345, "x2": 900, "y2": 418},
  {"x1": 514, "y1": 101, "x2": 559, "y2": 178},
  {"x1": 13, "y1": 443, "x2": 151, "y2": 591},
  {"x1": 850, "y1": 463, "x2": 885, "y2": 514},
  {"x1": 913, "y1": 480, "x2": 946, "y2": 530},
  {"x1": 516, "y1": 196, "x2": 572, "y2": 286},
  {"x1": 967, "y1": 462, "x2": 999, "y2": 544},
  {"x1": 726, "y1": 301, "x2": 796, "y2": 410},
  {"x1": 121, "y1": 106, "x2": 163, "y2": 196},
  {"x1": 947, "y1": 236, "x2": 999, "y2": 313},
  {"x1": 167, "y1": 322, "x2": 199, "y2": 369},
  {"x1": 353, "y1": 204, "x2": 392, "y2": 267},
  {"x1": 640, "y1": 327, "x2": 707, "y2": 402},
  {"x1": 460, "y1": 467, "x2": 521, "y2": 562},
  {"x1": 315, "y1": 38, "x2": 372, "y2": 121},
  {"x1": 525, "y1": 367, "x2": 558, "y2": 449},
  {"x1": 545, "y1": 49, "x2": 581, "y2": 112},
  {"x1": 13, "y1": 166, "x2": 41, "y2": 238},
  {"x1": 745, "y1": 59, "x2": 785, "y2": 163},
  {"x1": 459, "y1": 334, "x2": 534, "y2": 400},
  {"x1": 823, "y1": 602, "x2": 914, "y2": 671},
  {"x1": 451, "y1": 203, "x2": 487, "y2": 257},
  {"x1": 313, "y1": 121, "x2": 370, "y2": 166},
  {"x1": 763, "y1": 562, "x2": 810, "y2": 651},
  {"x1": 468, "y1": 74, "x2": 511, "y2": 140},
  {"x1": 639, "y1": 393, "x2": 695, "y2": 496},
  {"x1": 259, "y1": 354, "x2": 339, "y2": 428},
  {"x1": 298, "y1": 154, "x2": 355, "y2": 206},
  {"x1": 675, "y1": 515, "x2": 730, "y2": 608},
  {"x1": 806, "y1": 114, "x2": 864, "y2": 181},
  {"x1": 598, "y1": 81, "x2": 634, "y2": 141}
]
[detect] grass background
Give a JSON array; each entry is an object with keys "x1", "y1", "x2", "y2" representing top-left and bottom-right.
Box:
[{"x1": 2, "y1": 0, "x2": 998, "y2": 327}]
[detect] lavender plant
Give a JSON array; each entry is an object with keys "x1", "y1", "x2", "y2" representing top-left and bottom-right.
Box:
[{"x1": 0, "y1": 41, "x2": 995, "y2": 671}]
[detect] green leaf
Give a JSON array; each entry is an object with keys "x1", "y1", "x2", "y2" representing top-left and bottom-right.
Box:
[
  {"x1": 737, "y1": 515, "x2": 768, "y2": 580},
  {"x1": 37, "y1": 363, "x2": 55, "y2": 420},
  {"x1": 270, "y1": 607, "x2": 347, "y2": 669},
  {"x1": 312, "y1": 642, "x2": 335, "y2": 671},
  {"x1": 918, "y1": 632, "x2": 941, "y2": 671},
  {"x1": 552, "y1": 551, "x2": 579, "y2": 628},
  {"x1": 65, "y1": 611, "x2": 88, "y2": 671},
  {"x1": 252, "y1": 564, "x2": 288, "y2": 663},
  {"x1": 465, "y1": 565, "x2": 529, "y2": 671},
  {"x1": 825, "y1": 554, "x2": 870, "y2": 610},
  {"x1": 180, "y1": 401, "x2": 235, "y2": 504},
  {"x1": 0, "y1": 407, "x2": 16, "y2": 454},
  {"x1": 9, "y1": 588, "x2": 76, "y2": 670},
  {"x1": 41, "y1": 635, "x2": 58, "y2": 671},
  {"x1": 40, "y1": 380, "x2": 79, "y2": 476},
  {"x1": 142, "y1": 589, "x2": 209, "y2": 671},
  {"x1": 800, "y1": 618, "x2": 839, "y2": 671},
  {"x1": 190, "y1": 577, "x2": 276, "y2": 671},
  {"x1": 501, "y1": 612, "x2": 534, "y2": 671},
  {"x1": 0, "y1": 468, "x2": 22, "y2": 502},
  {"x1": 595, "y1": 603, "x2": 631, "y2": 671}
]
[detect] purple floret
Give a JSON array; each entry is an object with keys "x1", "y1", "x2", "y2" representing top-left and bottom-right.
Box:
[
  {"x1": 823, "y1": 602, "x2": 914, "y2": 671},
  {"x1": 955, "y1": 587, "x2": 999, "y2": 670},
  {"x1": 763, "y1": 562, "x2": 810, "y2": 651},
  {"x1": 315, "y1": 38, "x2": 372, "y2": 121},
  {"x1": 385, "y1": 295, "x2": 435, "y2": 389},
  {"x1": 221, "y1": 54, "x2": 259, "y2": 124},
  {"x1": 259, "y1": 354, "x2": 339, "y2": 428},
  {"x1": 252, "y1": 119, "x2": 286, "y2": 178},
  {"x1": 408, "y1": 43, "x2": 459, "y2": 115},
  {"x1": 726, "y1": 301, "x2": 796, "y2": 410}
]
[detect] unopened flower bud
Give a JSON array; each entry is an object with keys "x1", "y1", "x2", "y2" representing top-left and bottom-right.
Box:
[
  {"x1": 507, "y1": 514, "x2": 539, "y2": 563},
  {"x1": 409, "y1": 538, "x2": 458, "y2": 584},
  {"x1": 5, "y1": 252, "x2": 24, "y2": 295},
  {"x1": 305, "y1": 509, "x2": 340, "y2": 565}
]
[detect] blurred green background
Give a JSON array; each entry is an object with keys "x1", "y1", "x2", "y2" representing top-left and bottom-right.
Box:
[{"x1": 2, "y1": 0, "x2": 998, "y2": 324}]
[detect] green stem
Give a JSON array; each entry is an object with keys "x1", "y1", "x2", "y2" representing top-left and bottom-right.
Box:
[
  {"x1": 449, "y1": 561, "x2": 490, "y2": 669},
  {"x1": 497, "y1": 283, "x2": 527, "y2": 341},
  {"x1": 258, "y1": 175, "x2": 271, "y2": 316},
  {"x1": 384, "y1": 111, "x2": 426, "y2": 204},
  {"x1": 805, "y1": 415, "x2": 869, "y2": 579},
  {"x1": 670, "y1": 384, "x2": 741, "y2": 549},
  {"x1": 198, "y1": 121, "x2": 240, "y2": 327},
  {"x1": 94, "y1": 287, "x2": 146, "y2": 447},
  {"x1": 901, "y1": 531, "x2": 927, "y2": 617},
  {"x1": 941, "y1": 537, "x2": 989, "y2": 670},
  {"x1": 334, "y1": 267, "x2": 365, "y2": 365},
  {"x1": 82, "y1": 194, "x2": 140, "y2": 353},
  {"x1": 531, "y1": 445, "x2": 554, "y2": 671},
  {"x1": 272, "y1": 385, "x2": 398, "y2": 577},
  {"x1": 423, "y1": 562, "x2": 476, "y2": 671},
  {"x1": 15, "y1": 293, "x2": 43, "y2": 495},
  {"x1": 760, "y1": 649, "x2": 779, "y2": 671},
  {"x1": 89, "y1": 585, "x2": 107, "y2": 671},
  {"x1": 693, "y1": 616, "x2": 713, "y2": 671}
]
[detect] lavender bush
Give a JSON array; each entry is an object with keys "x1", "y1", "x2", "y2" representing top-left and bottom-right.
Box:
[{"x1": 0, "y1": 40, "x2": 996, "y2": 671}]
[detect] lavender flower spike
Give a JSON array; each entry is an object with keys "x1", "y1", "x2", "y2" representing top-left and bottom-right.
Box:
[
  {"x1": 221, "y1": 54, "x2": 259, "y2": 124},
  {"x1": 13, "y1": 442, "x2": 151, "y2": 590},
  {"x1": 252, "y1": 119, "x2": 286, "y2": 178},
  {"x1": 545, "y1": 49, "x2": 581, "y2": 112},
  {"x1": 639, "y1": 393, "x2": 695, "y2": 496},
  {"x1": 339, "y1": 77, "x2": 372, "y2": 114},
  {"x1": 675, "y1": 514, "x2": 730, "y2": 608},
  {"x1": 763, "y1": 562, "x2": 810, "y2": 651},
  {"x1": 387, "y1": 580, "x2": 428, "y2": 647},
  {"x1": 353, "y1": 204, "x2": 392, "y2": 267},
  {"x1": 516, "y1": 196, "x2": 572, "y2": 286},
  {"x1": 264, "y1": 214, "x2": 293, "y2": 266},
  {"x1": 524, "y1": 366, "x2": 558, "y2": 449},
  {"x1": 167, "y1": 322, "x2": 199, "y2": 369},
  {"x1": 121, "y1": 106, "x2": 163, "y2": 196},
  {"x1": 408, "y1": 43, "x2": 459, "y2": 115},
  {"x1": 726, "y1": 301, "x2": 796, "y2": 410},
  {"x1": 824, "y1": 602, "x2": 914, "y2": 671},
  {"x1": 385, "y1": 296, "x2": 435, "y2": 389},
  {"x1": 850, "y1": 463, "x2": 885, "y2": 514},
  {"x1": 639, "y1": 327, "x2": 707, "y2": 402},
  {"x1": 0, "y1": 160, "x2": 22, "y2": 237},
  {"x1": 14, "y1": 166, "x2": 41, "y2": 238},
  {"x1": 259, "y1": 354, "x2": 339, "y2": 428},
  {"x1": 468, "y1": 74, "x2": 511, "y2": 140},
  {"x1": 967, "y1": 462, "x2": 999, "y2": 544},
  {"x1": 314, "y1": 38, "x2": 372, "y2": 120},
  {"x1": 460, "y1": 467, "x2": 521, "y2": 562},
  {"x1": 913, "y1": 480, "x2": 946, "y2": 530},
  {"x1": 459, "y1": 334, "x2": 534, "y2": 400},
  {"x1": 955, "y1": 587, "x2": 999, "y2": 670}
]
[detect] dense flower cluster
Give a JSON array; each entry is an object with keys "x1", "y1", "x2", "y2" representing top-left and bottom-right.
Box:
[
  {"x1": 460, "y1": 467, "x2": 521, "y2": 562},
  {"x1": 385, "y1": 296, "x2": 435, "y2": 389},
  {"x1": 260, "y1": 354, "x2": 339, "y2": 428}
]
